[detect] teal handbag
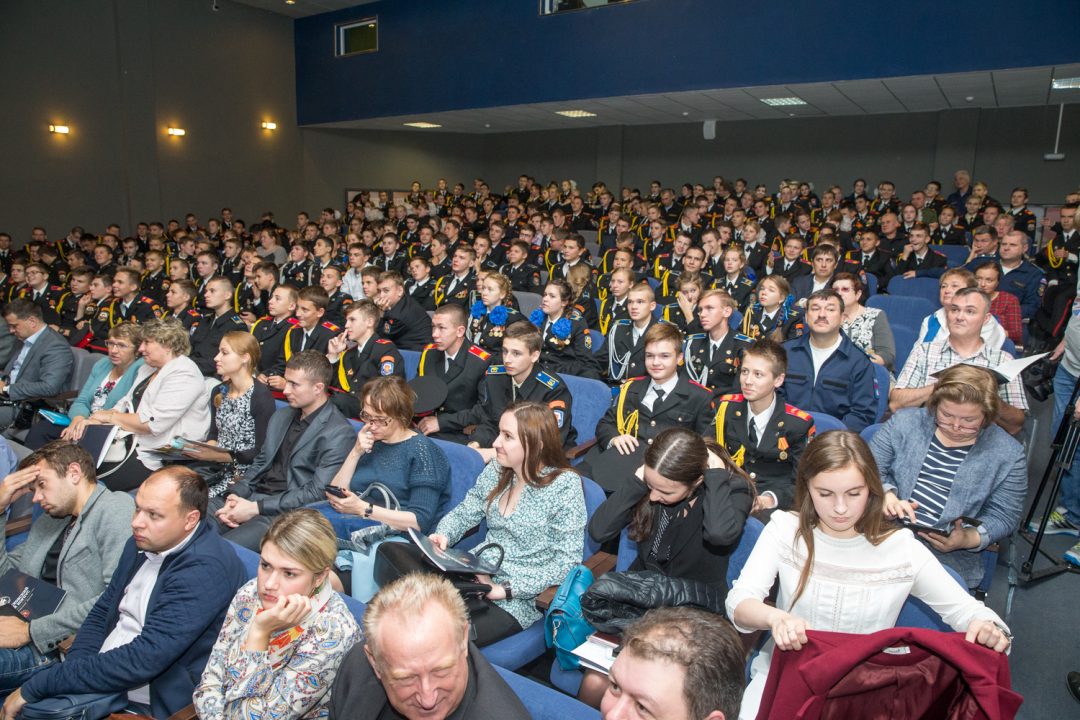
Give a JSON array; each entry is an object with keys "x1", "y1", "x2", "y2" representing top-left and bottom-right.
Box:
[{"x1": 544, "y1": 564, "x2": 596, "y2": 671}]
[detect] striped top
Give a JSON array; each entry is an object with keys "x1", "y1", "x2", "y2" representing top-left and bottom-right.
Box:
[{"x1": 910, "y1": 436, "x2": 974, "y2": 526}]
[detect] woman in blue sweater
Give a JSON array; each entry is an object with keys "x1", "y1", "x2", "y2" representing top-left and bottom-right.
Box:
[
  {"x1": 25, "y1": 322, "x2": 144, "y2": 449},
  {"x1": 323, "y1": 375, "x2": 451, "y2": 536}
]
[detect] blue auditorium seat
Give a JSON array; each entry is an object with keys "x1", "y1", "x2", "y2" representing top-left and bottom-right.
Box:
[{"x1": 867, "y1": 295, "x2": 938, "y2": 335}]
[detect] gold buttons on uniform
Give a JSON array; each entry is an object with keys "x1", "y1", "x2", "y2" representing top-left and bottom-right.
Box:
[
  {"x1": 647, "y1": 438, "x2": 653, "y2": 445},
  {"x1": 650, "y1": 420, "x2": 656, "y2": 426},
  {"x1": 749, "y1": 472, "x2": 757, "y2": 479}
]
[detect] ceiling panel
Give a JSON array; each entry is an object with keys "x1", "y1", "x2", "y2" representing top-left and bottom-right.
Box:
[
  {"x1": 314, "y1": 65, "x2": 1080, "y2": 133},
  {"x1": 230, "y1": 0, "x2": 375, "y2": 18}
]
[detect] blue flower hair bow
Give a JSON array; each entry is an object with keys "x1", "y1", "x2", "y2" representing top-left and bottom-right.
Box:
[
  {"x1": 552, "y1": 318, "x2": 571, "y2": 340},
  {"x1": 470, "y1": 301, "x2": 486, "y2": 320},
  {"x1": 489, "y1": 305, "x2": 509, "y2": 326},
  {"x1": 529, "y1": 308, "x2": 546, "y2": 327},
  {"x1": 779, "y1": 294, "x2": 795, "y2": 324}
]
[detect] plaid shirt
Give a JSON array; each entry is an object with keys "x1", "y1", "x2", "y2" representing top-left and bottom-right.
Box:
[
  {"x1": 990, "y1": 291, "x2": 1023, "y2": 346},
  {"x1": 895, "y1": 335, "x2": 1029, "y2": 411}
]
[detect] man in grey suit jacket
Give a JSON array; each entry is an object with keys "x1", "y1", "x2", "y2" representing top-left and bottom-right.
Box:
[
  {"x1": 0, "y1": 441, "x2": 134, "y2": 691},
  {"x1": 210, "y1": 350, "x2": 355, "y2": 550},
  {"x1": 0, "y1": 300, "x2": 74, "y2": 428}
]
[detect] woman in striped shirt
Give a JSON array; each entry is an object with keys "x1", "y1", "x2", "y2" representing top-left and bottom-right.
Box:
[{"x1": 868, "y1": 364, "x2": 1028, "y2": 588}]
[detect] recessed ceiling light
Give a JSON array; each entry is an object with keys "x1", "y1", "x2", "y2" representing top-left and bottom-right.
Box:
[
  {"x1": 555, "y1": 110, "x2": 597, "y2": 117},
  {"x1": 168, "y1": 127, "x2": 185, "y2": 136},
  {"x1": 760, "y1": 97, "x2": 806, "y2": 106},
  {"x1": 1052, "y1": 77, "x2": 1080, "y2": 89},
  {"x1": 285, "y1": 1, "x2": 296, "y2": 4},
  {"x1": 48, "y1": 125, "x2": 69, "y2": 134},
  {"x1": 404, "y1": 122, "x2": 441, "y2": 128}
]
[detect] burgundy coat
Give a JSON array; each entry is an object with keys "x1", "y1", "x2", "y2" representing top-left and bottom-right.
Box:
[{"x1": 754, "y1": 628, "x2": 1022, "y2": 720}]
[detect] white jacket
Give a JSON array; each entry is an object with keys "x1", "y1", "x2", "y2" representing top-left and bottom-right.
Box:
[{"x1": 117, "y1": 356, "x2": 211, "y2": 469}]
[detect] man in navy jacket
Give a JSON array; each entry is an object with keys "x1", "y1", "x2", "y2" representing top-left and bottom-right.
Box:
[
  {"x1": 3, "y1": 467, "x2": 246, "y2": 720},
  {"x1": 781, "y1": 289, "x2": 878, "y2": 432}
]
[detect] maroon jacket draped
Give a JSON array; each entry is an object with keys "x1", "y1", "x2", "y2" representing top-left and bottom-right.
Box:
[{"x1": 754, "y1": 628, "x2": 1022, "y2": 720}]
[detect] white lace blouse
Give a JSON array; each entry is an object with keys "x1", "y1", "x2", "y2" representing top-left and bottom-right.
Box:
[{"x1": 726, "y1": 512, "x2": 1006, "y2": 720}]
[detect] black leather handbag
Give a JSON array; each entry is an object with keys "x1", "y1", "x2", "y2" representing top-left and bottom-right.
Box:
[
  {"x1": 373, "y1": 541, "x2": 505, "y2": 619},
  {"x1": 20, "y1": 692, "x2": 128, "y2": 720}
]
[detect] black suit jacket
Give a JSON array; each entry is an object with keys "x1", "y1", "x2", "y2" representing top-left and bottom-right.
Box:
[
  {"x1": 380, "y1": 293, "x2": 432, "y2": 351},
  {"x1": 464, "y1": 365, "x2": 577, "y2": 449},
  {"x1": 418, "y1": 343, "x2": 491, "y2": 432},
  {"x1": 595, "y1": 374, "x2": 714, "y2": 450}
]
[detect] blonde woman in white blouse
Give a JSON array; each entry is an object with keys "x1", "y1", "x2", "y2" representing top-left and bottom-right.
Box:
[{"x1": 726, "y1": 430, "x2": 1011, "y2": 720}]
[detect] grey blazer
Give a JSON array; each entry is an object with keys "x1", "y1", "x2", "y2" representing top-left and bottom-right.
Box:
[
  {"x1": 5, "y1": 327, "x2": 73, "y2": 401},
  {"x1": 869, "y1": 407, "x2": 1027, "y2": 587},
  {"x1": 230, "y1": 401, "x2": 356, "y2": 516},
  {"x1": 0, "y1": 484, "x2": 135, "y2": 654}
]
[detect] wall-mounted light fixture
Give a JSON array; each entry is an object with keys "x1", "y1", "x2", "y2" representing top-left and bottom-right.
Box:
[
  {"x1": 262, "y1": 122, "x2": 277, "y2": 130},
  {"x1": 49, "y1": 125, "x2": 70, "y2": 134},
  {"x1": 168, "y1": 127, "x2": 185, "y2": 136}
]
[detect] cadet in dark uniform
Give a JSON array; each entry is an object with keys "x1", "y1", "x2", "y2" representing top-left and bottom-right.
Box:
[
  {"x1": 684, "y1": 289, "x2": 753, "y2": 399},
  {"x1": 110, "y1": 267, "x2": 162, "y2": 324},
  {"x1": 1006, "y1": 188, "x2": 1038, "y2": 242},
  {"x1": 894, "y1": 224, "x2": 948, "y2": 278},
  {"x1": 250, "y1": 284, "x2": 299, "y2": 377},
  {"x1": 277, "y1": 287, "x2": 340, "y2": 378},
  {"x1": 739, "y1": 276, "x2": 806, "y2": 342},
  {"x1": 280, "y1": 242, "x2": 315, "y2": 287},
  {"x1": 70, "y1": 274, "x2": 116, "y2": 351},
  {"x1": 532, "y1": 279, "x2": 603, "y2": 381},
  {"x1": 327, "y1": 299, "x2": 405, "y2": 419},
  {"x1": 403, "y1": 258, "x2": 437, "y2": 312},
  {"x1": 433, "y1": 247, "x2": 478, "y2": 308},
  {"x1": 141, "y1": 251, "x2": 171, "y2": 305},
  {"x1": 500, "y1": 241, "x2": 543, "y2": 293},
  {"x1": 462, "y1": 321, "x2": 577, "y2": 451},
  {"x1": 376, "y1": 271, "x2": 432, "y2": 352},
  {"x1": 714, "y1": 248, "x2": 756, "y2": 311},
  {"x1": 188, "y1": 277, "x2": 248, "y2": 376},
  {"x1": 710, "y1": 340, "x2": 814, "y2": 513},
  {"x1": 370, "y1": 234, "x2": 409, "y2": 275},
  {"x1": 467, "y1": 272, "x2": 522, "y2": 358},
  {"x1": 319, "y1": 266, "x2": 353, "y2": 327},
  {"x1": 414, "y1": 303, "x2": 492, "y2": 444},
  {"x1": 605, "y1": 283, "x2": 659, "y2": 385},
  {"x1": 661, "y1": 272, "x2": 705, "y2": 334},
  {"x1": 584, "y1": 322, "x2": 715, "y2": 491},
  {"x1": 20, "y1": 264, "x2": 65, "y2": 326},
  {"x1": 842, "y1": 230, "x2": 895, "y2": 292},
  {"x1": 597, "y1": 268, "x2": 634, "y2": 335},
  {"x1": 55, "y1": 267, "x2": 93, "y2": 337}
]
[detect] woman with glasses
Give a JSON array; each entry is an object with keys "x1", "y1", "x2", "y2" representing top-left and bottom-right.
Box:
[
  {"x1": 25, "y1": 322, "x2": 145, "y2": 449},
  {"x1": 323, "y1": 375, "x2": 451, "y2": 538},
  {"x1": 868, "y1": 364, "x2": 1027, "y2": 589},
  {"x1": 832, "y1": 272, "x2": 896, "y2": 372}
]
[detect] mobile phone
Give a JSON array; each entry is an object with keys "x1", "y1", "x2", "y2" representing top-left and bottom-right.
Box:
[
  {"x1": 896, "y1": 519, "x2": 950, "y2": 538},
  {"x1": 324, "y1": 485, "x2": 348, "y2": 498}
]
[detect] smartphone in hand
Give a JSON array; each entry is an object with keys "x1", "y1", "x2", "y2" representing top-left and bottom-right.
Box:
[{"x1": 324, "y1": 485, "x2": 348, "y2": 498}]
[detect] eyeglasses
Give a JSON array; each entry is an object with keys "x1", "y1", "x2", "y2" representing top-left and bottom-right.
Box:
[
  {"x1": 105, "y1": 341, "x2": 135, "y2": 350},
  {"x1": 934, "y1": 411, "x2": 982, "y2": 433},
  {"x1": 359, "y1": 412, "x2": 393, "y2": 427}
]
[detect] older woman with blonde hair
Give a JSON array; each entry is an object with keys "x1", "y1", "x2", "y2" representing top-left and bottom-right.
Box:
[
  {"x1": 868, "y1": 364, "x2": 1027, "y2": 588},
  {"x1": 194, "y1": 509, "x2": 361, "y2": 720},
  {"x1": 87, "y1": 317, "x2": 211, "y2": 491}
]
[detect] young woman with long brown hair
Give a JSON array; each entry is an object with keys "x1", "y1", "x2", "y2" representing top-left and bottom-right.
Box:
[
  {"x1": 726, "y1": 430, "x2": 1012, "y2": 720},
  {"x1": 429, "y1": 401, "x2": 587, "y2": 647},
  {"x1": 581, "y1": 427, "x2": 753, "y2": 708}
]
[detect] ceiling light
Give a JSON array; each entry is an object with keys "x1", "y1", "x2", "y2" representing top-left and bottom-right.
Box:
[
  {"x1": 760, "y1": 97, "x2": 806, "y2": 106},
  {"x1": 262, "y1": 122, "x2": 277, "y2": 130},
  {"x1": 555, "y1": 110, "x2": 597, "y2": 117},
  {"x1": 168, "y1": 127, "x2": 185, "y2": 136},
  {"x1": 404, "y1": 122, "x2": 441, "y2": 128},
  {"x1": 285, "y1": 1, "x2": 295, "y2": 4},
  {"x1": 48, "y1": 125, "x2": 69, "y2": 134},
  {"x1": 1052, "y1": 77, "x2": 1080, "y2": 89}
]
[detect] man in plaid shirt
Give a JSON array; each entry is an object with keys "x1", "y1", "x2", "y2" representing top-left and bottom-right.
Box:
[{"x1": 890, "y1": 287, "x2": 1028, "y2": 435}]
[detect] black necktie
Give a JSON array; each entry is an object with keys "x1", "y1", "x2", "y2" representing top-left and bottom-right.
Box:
[
  {"x1": 653, "y1": 387, "x2": 666, "y2": 408},
  {"x1": 749, "y1": 418, "x2": 759, "y2": 446}
]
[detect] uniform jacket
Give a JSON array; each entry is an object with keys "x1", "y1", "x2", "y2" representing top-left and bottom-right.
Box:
[
  {"x1": 781, "y1": 332, "x2": 879, "y2": 432},
  {"x1": 684, "y1": 330, "x2": 753, "y2": 398},
  {"x1": 250, "y1": 316, "x2": 297, "y2": 375},
  {"x1": 189, "y1": 312, "x2": 248, "y2": 376},
  {"x1": 330, "y1": 336, "x2": 405, "y2": 395},
  {"x1": 740, "y1": 305, "x2": 806, "y2": 342},
  {"x1": 115, "y1": 295, "x2": 163, "y2": 324},
  {"x1": 465, "y1": 364, "x2": 577, "y2": 449},
  {"x1": 606, "y1": 318, "x2": 657, "y2": 384},
  {"x1": 379, "y1": 293, "x2": 432, "y2": 351},
  {"x1": 710, "y1": 392, "x2": 814, "y2": 510},
  {"x1": 595, "y1": 374, "x2": 714, "y2": 450},
  {"x1": 895, "y1": 248, "x2": 948, "y2": 278},
  {"x1": 418, "y1": 343, "x2": 492, "y2": 431},
  {"x1": 996, "y1": 259, "x2": 1046, "y2": 318},
  {"x1": 434, "y1": 271, "x2": 476, "y2": 307},
  {"x1": 500, "y1": 262, "x2": 542, "y2": 293},
  {"x1": 283, "y1": 321, "x2": 340, "y2": 364}
]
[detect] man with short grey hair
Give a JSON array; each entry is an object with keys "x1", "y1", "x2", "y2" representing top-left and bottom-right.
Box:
[{"x1": 330, "y1": 574, "x2": 530, "y2": 720}]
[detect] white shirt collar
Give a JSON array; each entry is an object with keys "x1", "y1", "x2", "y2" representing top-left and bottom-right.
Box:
[
  {"x1": 648, "y1": 374, "x2": 679, "y2": 398},
  {"x1": 142, "y1": 524, "x2": 198, "y2": 562},
  {"x1": 749, "y1": 393, "x2": 777, "y2": 434}
]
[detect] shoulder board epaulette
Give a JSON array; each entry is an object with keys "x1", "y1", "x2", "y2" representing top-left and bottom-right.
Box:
[
  {"x1": 718, "y1": 394, "x2": 744, "y2": 402},
  {"x1": 375, "y1": 338, "x2": 391, "y2": 344},
  {"x1": 231, "y1": 316, "x2": 244, "y2": 324},
  {"x1": 487, "y1": 364, "x2": 506, "y2": 375},
  {"x1": 785, "y1": 405, "x2": 812, "y2": 422},
  {"x1": 258, "y1": 315, "x2": 271, "y2": 321},
  {"x1": 665, "y1": 302, "x2": 678, "y2": 308},
  {"x1": 322, "y1": 321, "x2": 340, "y2": 332},
  {"x1": 688, "y1": 379, "x2": 711, "y2": 392},
  {"x1": 50, "y1": 286, "x2": 63, "y2": 291},
  {"x1": 286, "y1": 317, "x2": 300, "y2": 325},
  {"x1": 687, "y1": 333, "x2": 706, "y2": 341},
  {"x1": 932, "y1": 250, "x2": 946, "y2": 257},
  {"x1": 733, "y1": 333, "x2": 753, "y2": 343},
  {"x1": 613, "y1": 318, "x2": 631, "y2": 327},
  {"x1": 536, "y1": 370, "x2": 559, "y2": 388},
  {"x1": 423, "y1": 343, "x2": 436, "y2": 350},
  {"x1": 140, "y1": 296, "x2": 156, "y2": 303},
  {"x1": 625, "y1": 376, "x2": 647, "y2": 384},
  {"x1": 739, "y1": 277, "x2": 753, "y2": 286},
  {"x1": 469, "y1": 345, "x2": 491, "y2": 361}
]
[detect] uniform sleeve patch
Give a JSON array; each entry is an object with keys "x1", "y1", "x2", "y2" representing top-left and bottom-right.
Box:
[
  {"x1": 549, "y1": 399, "x2": 566, "y2": 427},
  {"x1": 380, "y1": 356, "x2": 396, "y2": 376}
]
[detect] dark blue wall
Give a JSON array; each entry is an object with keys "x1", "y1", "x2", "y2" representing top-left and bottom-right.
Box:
[{"x1": 296, "y1": 0, "x2": 1080, "y2": 126}]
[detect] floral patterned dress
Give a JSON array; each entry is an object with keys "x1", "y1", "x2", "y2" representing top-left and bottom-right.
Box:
[
  {"x1": 435, "y1": 460, "x2": 586, "y2": 629},
  {"x1": 193, "y1": 579, "x2": 360, "y2": 720}
]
